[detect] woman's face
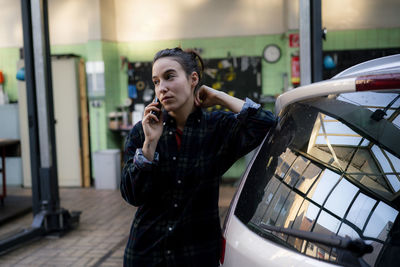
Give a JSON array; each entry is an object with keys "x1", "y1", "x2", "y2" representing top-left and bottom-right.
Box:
[{"x1": 152, "y1": 57, "x2": 197, "y2": 114}]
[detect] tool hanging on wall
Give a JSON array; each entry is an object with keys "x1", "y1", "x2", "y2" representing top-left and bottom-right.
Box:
[
  {"x1": 120, "y1": 56, "x2": 128, "y2": 70},
  {"x1": 0, "y1": 70, "x2": 8, "y2": 104},
  {"x1": 127, "y1": 63, "x2": 138, "y2": 100}
]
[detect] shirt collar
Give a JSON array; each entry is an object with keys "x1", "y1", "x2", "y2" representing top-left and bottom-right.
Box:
[{"x1": 163, "y1": 108, "x2": 203, "y2": 127}]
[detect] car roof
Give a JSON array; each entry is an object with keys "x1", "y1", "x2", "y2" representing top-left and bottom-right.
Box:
[
  {"x1": 333, "y1": 54, "x2": 400, "y2": 79},
  {"x1": 275, "y1": 54, "x2": 400, "y2": 116}
]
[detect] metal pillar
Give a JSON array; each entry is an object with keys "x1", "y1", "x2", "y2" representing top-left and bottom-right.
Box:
[
  {"x1": 300, "y1": 0, "x2": 311, "y2": 86},
  {"x1": 0, "y1": 0, "x2": 80, "y2": 255},
  {"x1": 300, "y1": 0, "x2": 323, "y2": 85},
  {"x1": 311, "y1": 0, "x2": 323, "y2": 82}
]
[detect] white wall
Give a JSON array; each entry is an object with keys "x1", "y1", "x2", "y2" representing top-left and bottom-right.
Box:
[
  {"x1": 0, "y1": 0, "x2": 400, "y2": 48},
  {"x1": 49, "y1": 0, "x2": 116, "y2": 43},
  {"x1": 323, "y1": 0, "x2": 400, "y2": 30},
  {"x1": 0, "y1": 0, "x2": 22, "y2": 48},
  {"x1": 100, "y1": 0, "x2": 117, "y2": 41},
  {"x1": 282, "y1": 0, "x2": 400, "y2": 32},
  {"x1": 114, "y1": 0, "x2": 400, "y2": 41},
  {"x1": 48, "y1": 0, "x2": 92, "y2": 45},
  {"x1": 0, "y1": 0, "x2": 105, "y2": 48},
  {"x1": 114, "y1": 0, "x2": 285, "y2": 42},
  {"x1": 286, "y1": 0, "x2": 300, "y2": 30}
]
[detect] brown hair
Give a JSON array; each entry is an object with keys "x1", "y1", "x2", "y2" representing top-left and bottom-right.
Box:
[{"x1": 153, "y1": 47, "x2": 204, "y2": 92}]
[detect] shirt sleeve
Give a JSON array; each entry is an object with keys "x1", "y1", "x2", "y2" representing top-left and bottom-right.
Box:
[
  {"x1": 120, "y1": 122, "x2": 159, "y2": 207},
  {"x1": 215, "y1": 97, "x2": 277, "y2": 173},
  {"x1": 236, "y1": 97, "x2": 261, "y2": 117},
  {"x1": 134, "y1": 148, "x2": 159, "y2": 170}
]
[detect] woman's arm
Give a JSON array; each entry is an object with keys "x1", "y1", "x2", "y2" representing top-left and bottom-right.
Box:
[
  {"x1": 120, "y1": 123, "x2": 156, "y2": 207},
  {"x1": 121, "y1": 100, "x2": 164, "y2": 207},
  {"x1": 196, "y1": 85, "x2": 277, "y2": 173},
  {"x1": 195, "y1": 85, "x2": 245, "y2": 113},
  {"x1": 195, "y1": 85, "x2": 277, "y2": 151}
]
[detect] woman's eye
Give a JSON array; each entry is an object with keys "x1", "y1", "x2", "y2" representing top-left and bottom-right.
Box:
[
  {"x1": 166, "y1": 74, "x2": 174, "y2": 80},
  {"x1": 153, "y1": 80, "x2": 159, "y2": 85}
]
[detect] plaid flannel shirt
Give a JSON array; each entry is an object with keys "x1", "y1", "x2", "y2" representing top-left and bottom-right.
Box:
[{"x1": 121, "y1": 98, "x2": 277, "y2": 267}]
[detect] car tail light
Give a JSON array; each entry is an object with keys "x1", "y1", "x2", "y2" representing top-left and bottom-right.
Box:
[
  {"x1": 356, "y1": 73, "x2": 400, "y2": 91},
  {"x1": 220, "y1": 236, "x2": 226, "y2": 265}
]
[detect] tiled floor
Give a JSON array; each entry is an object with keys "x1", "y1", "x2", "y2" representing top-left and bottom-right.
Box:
[{"x1": 0, "y1": 185, "x2": 237, "y2": 266}]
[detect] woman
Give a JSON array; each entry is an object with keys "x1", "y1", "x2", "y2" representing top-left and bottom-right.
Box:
[{"x1": 121, "y1": 47, "x2": 276, "y2": 267}]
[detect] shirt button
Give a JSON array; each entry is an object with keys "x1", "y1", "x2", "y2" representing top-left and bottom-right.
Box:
[
  {"x1": 177, "y1": 179, "x2": 182, "y2": 184},
  {"x1": 198, "y1": 119, "x2": 201, "y2": 123},
  {"x1": 163, "y1": 122, "x2": 166, "y2": 126},
  {"x1": 169, "y1": 131, "x2": 173, "y2": 135},
  {"x1": 168, "y1": 227, "x2": 173, "y2": 231},
  {"x1": 174, "y1": 203, "x2": 178, "y2": 208},
  {"x1": 172, "y1": 156, "x2": 176, "y2": 161},
  {"x1": 166, "y1": 250, "x2": 172, "y2": 255}
]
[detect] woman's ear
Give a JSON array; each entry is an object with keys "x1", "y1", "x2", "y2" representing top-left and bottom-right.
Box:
[{"x1": 190, "y1": 72, "x2": 199, "y2": 89}]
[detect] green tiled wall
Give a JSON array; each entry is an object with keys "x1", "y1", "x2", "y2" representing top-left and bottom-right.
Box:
[
  {"x1": 102, "y1": 41, "x2": 123, "y2": 150},
  {"x1": 51, "y1": 43, "x2": 89, "y2": 60},
  {"x1": 0, "y1": 47, "x2": 20, "y2": 102},
  {"x1": 117, "y1": 35, "x2": 287, "y2": 98},
  {"x1": 323, "y1": 28, "x2": 400, "y2": 50}
]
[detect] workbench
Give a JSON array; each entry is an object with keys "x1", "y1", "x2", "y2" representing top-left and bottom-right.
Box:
[{"x1": 0, "y1": 138, "x2": 20, "y2": 204}]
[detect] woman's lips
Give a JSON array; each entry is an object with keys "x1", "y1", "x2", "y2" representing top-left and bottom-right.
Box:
[{"x1": 162, "y1": 96, "x2": 172, "y2": 103}]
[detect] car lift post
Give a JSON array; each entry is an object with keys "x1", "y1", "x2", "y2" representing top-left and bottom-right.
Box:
[
  {"x1": 300, "y1": 0, "x2": 323, "y2": 85},
  {"x1": 0, "y1": 0, "x2": 80, "y2": 254}
]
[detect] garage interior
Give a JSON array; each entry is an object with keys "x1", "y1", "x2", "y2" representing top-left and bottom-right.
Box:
[{"x1": 0, "y1": 0, "x2": 399, "y2": 265}]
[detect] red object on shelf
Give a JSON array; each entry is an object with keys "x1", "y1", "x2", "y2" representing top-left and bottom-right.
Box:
[{"x1": 0, "y1": 71, "x2": 4, "y2": 84}]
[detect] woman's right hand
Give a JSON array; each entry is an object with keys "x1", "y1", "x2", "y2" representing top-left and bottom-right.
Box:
[{"x1": 142, "y1": 101, "x2": 163, "y2": 161}]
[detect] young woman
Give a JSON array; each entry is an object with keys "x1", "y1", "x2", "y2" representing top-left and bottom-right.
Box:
[{"x1": 121, "y1": 47, "x2": 277, "y2": 267}]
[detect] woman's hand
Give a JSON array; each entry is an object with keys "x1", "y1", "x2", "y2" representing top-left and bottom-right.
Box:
[
  {"x1": 195, "y1": 85, "x2": 245, "y2": 113},
  {"x1": 142, "y1": 101, "x2": 163, "y2": 161},
  {"x1": 194, "y1": 85, "x2": 221, "y2": 108}
]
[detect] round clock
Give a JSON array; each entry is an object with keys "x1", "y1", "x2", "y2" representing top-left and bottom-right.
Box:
[{"x1": 263, "y1": 44, "x2": 281, "y2": 63}]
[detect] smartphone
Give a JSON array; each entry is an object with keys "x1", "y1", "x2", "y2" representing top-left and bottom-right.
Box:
[{"x1": 151, "y1": 97, "x2": 162, "y2": 119}]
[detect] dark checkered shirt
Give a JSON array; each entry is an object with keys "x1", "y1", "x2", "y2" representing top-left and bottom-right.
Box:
[{"x1": 121, "y1": 98, "x2": 276, "y2": 267}]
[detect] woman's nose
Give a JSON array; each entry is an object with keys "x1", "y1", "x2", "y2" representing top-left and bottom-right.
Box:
[{"x1": 159, "y1": 81, "x2": 168, "y2": 93}]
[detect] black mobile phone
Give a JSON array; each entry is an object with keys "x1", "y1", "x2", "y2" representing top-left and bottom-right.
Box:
[{"x1": 151, "y1": 97, "x2": 162, "y2": 118}]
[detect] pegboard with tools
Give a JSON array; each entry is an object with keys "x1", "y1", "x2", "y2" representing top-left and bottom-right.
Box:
[{"x1": 120, "y1": 55, "x2": 262, "y2": 111}]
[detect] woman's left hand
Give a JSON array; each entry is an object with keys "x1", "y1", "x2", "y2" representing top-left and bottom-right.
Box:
[
  {"x1": 194, "y1": 85, "x2": 221, "y2": 108},
  {"x1": 195, "y1": 85, "x2": 245, "y2": 113}
]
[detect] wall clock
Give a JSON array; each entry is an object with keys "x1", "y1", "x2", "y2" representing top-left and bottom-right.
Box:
[{"x1": 263, "y1": 44, "x2": 281, "y2": 63}]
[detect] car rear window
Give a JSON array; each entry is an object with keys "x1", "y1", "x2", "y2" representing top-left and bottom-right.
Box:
[{"x1": 235, "y1": 91, "x2": 400, "y2": 266}]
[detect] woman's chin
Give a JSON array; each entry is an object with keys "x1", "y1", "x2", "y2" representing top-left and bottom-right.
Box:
[
  {"x1": 163, "y1": 102, "x2": 179, "y2": 112},
  {"x1": 162, "y1": 105, "x2": 172, "y2": 112}
]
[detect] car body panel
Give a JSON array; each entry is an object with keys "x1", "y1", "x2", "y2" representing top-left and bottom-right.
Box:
[
  {"x1": 275, "y1": 54, "x2": 400, "y2": 116},
  {"x1": 223, "y1": 216, "x2": 336, "y2": 267},
  {"x1": 333, "y1": 54, "x2": 400, "y2": 78},
  {"x1": 275, "y1": 77, "x2": 356, "y2": 116}
]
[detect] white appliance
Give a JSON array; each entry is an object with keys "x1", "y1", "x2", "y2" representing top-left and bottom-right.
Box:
[{"x1": 18, "y1": 57, "x2": 88, "y2": 187}]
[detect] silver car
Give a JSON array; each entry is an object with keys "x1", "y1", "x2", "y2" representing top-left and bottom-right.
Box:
[{"x1": 221, "y1": 54, "x2": 400, "y2": 267}]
